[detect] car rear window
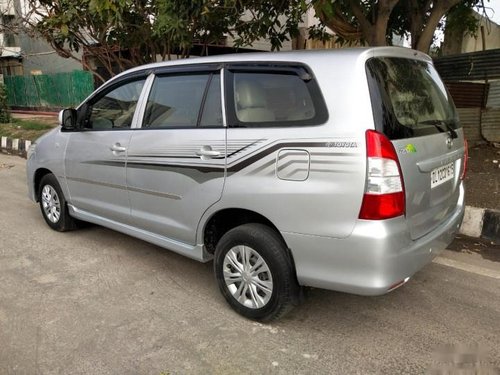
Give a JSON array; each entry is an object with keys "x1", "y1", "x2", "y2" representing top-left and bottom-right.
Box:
[{"x1": 366, "y1": 57, "x2": 460, "y2": 140}]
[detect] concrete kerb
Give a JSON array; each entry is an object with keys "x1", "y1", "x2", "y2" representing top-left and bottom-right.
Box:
[
  {"x1": 1, "y1": 135, "x2": 499, "y2": 244},
  {"x1": 461, "y1": 206, "x2": 500, "y2": 244},
  {"x1": 0, "y1": 136, "x2": 31, "y2": 158}
]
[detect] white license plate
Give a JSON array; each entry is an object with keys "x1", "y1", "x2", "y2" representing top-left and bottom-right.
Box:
[{"x1": 431, "y1": 162, "x2": 454, "y2": 188}]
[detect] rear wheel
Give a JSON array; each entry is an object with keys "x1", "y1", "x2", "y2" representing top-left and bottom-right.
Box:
[
  {"x1": 214, "y1": 223, "x2": 299, "y2": 321},
  {"x1": 38, "y1": 173, "x2": 76, "y2": 232}
]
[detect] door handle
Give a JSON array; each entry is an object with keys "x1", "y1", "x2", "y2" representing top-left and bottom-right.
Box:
[
  {"x1": 110, "y1": 143, "x2": 127, "y2": 153},
  {"x1": 196, "y1": 146, "x2": 221, "y2": 159}
]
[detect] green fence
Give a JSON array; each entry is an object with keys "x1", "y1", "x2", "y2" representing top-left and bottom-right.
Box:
[{"x1": 4, "y1": 70, "x2": 94, "y2": 109}]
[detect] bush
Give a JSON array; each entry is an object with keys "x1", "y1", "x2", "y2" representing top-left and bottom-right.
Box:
[{"x1": 0, "y1": 83, "x2": 11, "y2": 123}]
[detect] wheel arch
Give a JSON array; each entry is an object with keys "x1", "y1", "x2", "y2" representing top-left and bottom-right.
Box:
[
  {"x1": 33, "y1": 168, "x2": 54, "y2": 202},
  {"x1": 201, "y1": 208, "x2": 296, "y2": 269}
]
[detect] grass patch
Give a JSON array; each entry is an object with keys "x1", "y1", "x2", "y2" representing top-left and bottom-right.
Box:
[
  {"x1": 0, "y1": 118, "x2": 58, "y2": 141},
  {"x1": 12, "y1": 118, "x2": 54, "y2": 130}
]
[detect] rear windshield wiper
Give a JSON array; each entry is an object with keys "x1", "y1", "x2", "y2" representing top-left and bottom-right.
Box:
[{"x1": 418, "y1": 119, "x2": 458, "y2": 139}]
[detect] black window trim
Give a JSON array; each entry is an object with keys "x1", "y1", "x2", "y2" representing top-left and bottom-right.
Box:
[
  {"x1": 224, "y1": 61, "x2": 328, "y2": 128},
  {"x1": 152, "y1": 63, "x2": 222, "y2": 76}
]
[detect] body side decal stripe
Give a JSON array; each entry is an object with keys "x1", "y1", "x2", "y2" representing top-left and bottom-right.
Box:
[
  {"x1": 81, "y1": 142, "x2": 360, "y2": 173},
  {"x1": 226, "y1": 142, "x2": 358, "y2": 172}
]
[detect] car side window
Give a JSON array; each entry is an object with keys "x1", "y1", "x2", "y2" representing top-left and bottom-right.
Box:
[
  {"x1": 234, "y1": 72, "x2": 315, "y2": 123},
  {"x1": 85, "y1": 79, "x2": 146, "y2": 130},
  {"x1": 144, "y1": 74, "x2": 213, "y2": 128},
  {"x1": 227, "y1": 66, "x2": 328, "y2": 128}
]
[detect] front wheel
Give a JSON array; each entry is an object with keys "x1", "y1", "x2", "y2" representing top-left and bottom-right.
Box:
[
  {"x1": 38, "y1": 173, "x2": 77, "y2": 232},
  {"x1": 214, "y1": 223, "x2": 299, "y2": 321}
]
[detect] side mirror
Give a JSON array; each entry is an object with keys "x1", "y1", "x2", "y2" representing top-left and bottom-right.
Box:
[{"x1": 59, "y1": 108, "x2": 77, "y2": 130}]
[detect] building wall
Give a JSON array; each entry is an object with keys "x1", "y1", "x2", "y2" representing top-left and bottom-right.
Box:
[
  {"x1": 0, "y1": 0, "x2": 82, "y2": 76},
  {"x1": 462, "y1": 20, "x2": 500, "y2": 52},
  {"x1": 0, "y1": 0, "x2": 21, "y2": 59},
  {"x1": 442, "y1": 13, "x2": 500, "y2": 55},
  {"x1": 18, "y1": 34, "x2": 82, "y2": 75}
]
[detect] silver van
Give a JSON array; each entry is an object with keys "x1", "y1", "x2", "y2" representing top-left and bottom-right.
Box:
[{"x1": 27, "y1": 47, "x2": 466, "y2": 321}]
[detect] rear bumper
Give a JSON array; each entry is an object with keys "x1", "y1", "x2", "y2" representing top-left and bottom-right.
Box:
[{"x1": 283, "y1": 184, "x2": 465, "y2": 295}]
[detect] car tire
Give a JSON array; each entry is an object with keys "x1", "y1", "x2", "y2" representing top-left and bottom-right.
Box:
[
  {"x1": 214, "y1": 223, "x2": 300, "y2": 321},
  {"x1": 38, "y1": 173, "x2": 77, "y2": 232}
]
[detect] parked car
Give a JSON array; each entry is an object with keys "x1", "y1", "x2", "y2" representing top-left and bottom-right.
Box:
[{"x1": 27, "y1": 47, "x2": 466, "y2": 321}]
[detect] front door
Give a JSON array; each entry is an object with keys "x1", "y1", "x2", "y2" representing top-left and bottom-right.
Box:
[
  {"x1": 127, "y1": 69, "x2": 226, "y2": 245},
  {"x1": 65, "y1": 77, "x2": 147, "y2": 224}
]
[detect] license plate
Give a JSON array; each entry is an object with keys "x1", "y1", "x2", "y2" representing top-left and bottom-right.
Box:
[{"x1": 431, "y1": 162, "x2": 454, "y2": 188}]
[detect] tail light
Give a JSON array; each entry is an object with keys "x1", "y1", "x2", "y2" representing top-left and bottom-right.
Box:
[
  {"x1": 460, "y1": 138, "x2": 468, "y2": 180},
  {"x1": 359, "y1": 130, "x2": 405, "y2": 220}
]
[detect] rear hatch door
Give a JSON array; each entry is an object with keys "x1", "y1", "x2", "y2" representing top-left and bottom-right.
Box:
[{"x1": 366, "y1": 56, "x2": 465, "y2": 240}]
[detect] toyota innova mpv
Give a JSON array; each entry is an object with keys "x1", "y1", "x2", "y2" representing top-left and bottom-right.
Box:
[{"x1": 27, "y1": 47, "x2": 466, "y2": 321}]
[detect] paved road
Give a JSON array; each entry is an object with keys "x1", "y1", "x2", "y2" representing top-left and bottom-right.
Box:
[{"x1": 1, "y1": 153, "x2": 499, "y2": 374}]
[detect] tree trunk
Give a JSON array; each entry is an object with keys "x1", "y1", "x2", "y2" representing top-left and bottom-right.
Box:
[
  {"x1": 364, "y1": 23, "x2": 388, "y2": 46},
  {"x1": 348, "y1": 0, "x2": 399, "y2": 46},
  {"x1": 412, "y1": 0, "x2": 461, "y2": 52},
  {"x1": 313, "y1": 0, "x2": 362, "y2": 42},
  {"x1": 407, "y1": 0, "x2": 425, "y2": 49}
]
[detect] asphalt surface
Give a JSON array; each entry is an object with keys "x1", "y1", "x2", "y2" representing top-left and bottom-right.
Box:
[{"x1": 1, "y1": 153, "x2": 500, "y2": 375}]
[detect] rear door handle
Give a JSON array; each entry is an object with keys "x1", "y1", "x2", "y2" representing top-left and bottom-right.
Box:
[
  {"x1": 196, "y1": 146, "x2": 221, "y2": 159},
  {"x1": 110, "y1": 143, "x2": 127, "y2": 153}
]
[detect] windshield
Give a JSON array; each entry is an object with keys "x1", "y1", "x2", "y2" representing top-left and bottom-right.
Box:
[{"x1": 366, "y1": 57, "x2": 460, "y2": 140}]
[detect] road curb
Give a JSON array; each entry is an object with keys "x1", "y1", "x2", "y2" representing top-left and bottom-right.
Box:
[
  {"x1": 0, "y1": 136, "x2": 31, "y2": 158},
  {"x1": 460, "y1": 206, "x2": 500, "y2": 244},
  {"x1": 1, "y1": 134, "x2": 498, "y2": 244}
]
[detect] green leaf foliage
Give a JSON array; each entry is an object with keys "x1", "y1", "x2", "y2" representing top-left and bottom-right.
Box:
[
  {"x1": 0, "y1": 84, "x2": 11, "y2": 124},
  {"x1": 29, "y1": 0, "x2": 308, "y2": 80}
]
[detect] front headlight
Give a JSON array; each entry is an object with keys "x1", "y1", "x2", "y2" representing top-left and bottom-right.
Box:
[{"x1": 27, "y1": 142, "x2": 37, "y2": 159}]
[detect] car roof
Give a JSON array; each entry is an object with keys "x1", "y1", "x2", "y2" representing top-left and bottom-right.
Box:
[{"x1": 111, "y1": 47, "x2": 432, "y2": 82}]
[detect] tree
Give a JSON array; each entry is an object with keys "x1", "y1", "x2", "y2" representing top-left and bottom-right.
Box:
[
  {"x1": 391, "y1": 0, "x2": 485, "y2": 51},
  {"x1": 17, "y1": 0, "x2": 488, "y2": 82},
  {"x1": 0, "y1": 84, "x2": 11, "y2": 123},
  {"x1": 24, "y1": 0, "x2": 152, "y2": 82},
  {"x1": 313, "y1": 0, "x2": 397, "y2": 46},
  {"x1": 23, "y1": 0, "x2": 305, "y2": 82},
  {"x1": 312, "y1": 0, "x2": 488, "y2": 52}
]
